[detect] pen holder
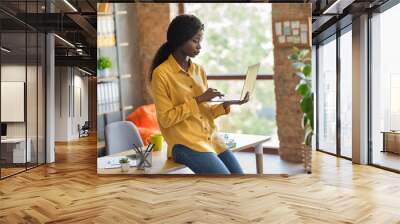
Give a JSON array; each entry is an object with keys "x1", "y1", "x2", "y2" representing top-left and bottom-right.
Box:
[{"x1": 136, "y1": 152, "x2": 152, "y2": 170}]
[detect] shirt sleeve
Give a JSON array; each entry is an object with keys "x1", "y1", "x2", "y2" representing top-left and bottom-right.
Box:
[
  {"x1": 151, "y1": 70, "x2": 200, "y2": 129},
  {"x1": 199, "y1": 66, "x2": 230, "y2": 119}
]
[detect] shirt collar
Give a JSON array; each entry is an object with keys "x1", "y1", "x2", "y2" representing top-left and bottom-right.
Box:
[{"x1": 167, "y1": 54, "x2": 193, "y2": 74}]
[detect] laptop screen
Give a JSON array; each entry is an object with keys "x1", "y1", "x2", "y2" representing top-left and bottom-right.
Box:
[{"x1": 240, "y1": 63, "x2": 260, "y2": 100}]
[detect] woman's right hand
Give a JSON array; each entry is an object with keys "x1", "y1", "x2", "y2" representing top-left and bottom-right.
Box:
[{"x1": 195, "y1": 88, "x2": 224, "y2": 103}]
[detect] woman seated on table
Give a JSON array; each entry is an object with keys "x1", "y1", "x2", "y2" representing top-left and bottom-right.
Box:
[{"x1": 149, "y1": 14, "x2": 250, "y2": 174}]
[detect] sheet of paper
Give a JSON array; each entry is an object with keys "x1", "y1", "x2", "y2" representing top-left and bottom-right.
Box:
[
  {"x1": 291, "y1": 21, "x2": 300, "y2": 29},
  {"x1": 98, "y1": 156, "x2": 136, "y2": 169},
  {"x1": 292, "y1": 29, "x2": 299, "y2": 36},
  {"x1": 293, "y1": 36, "x2": 301, "y2": 44},
  {"x1": 275, "y1": 22, "x2": 282, "y2": 36},
  {"x1": 300, "y1": 24, "x2": 308, "y2": 32},
  {"x1": 283, "y1": 21, "x2": 291, "y2": 35},
  {"x1": 300, "y1": 32, "x2": 308, "y2": 44},
  {"x1": 278, "y1": 36, "x2": 285, "y2": 44}
]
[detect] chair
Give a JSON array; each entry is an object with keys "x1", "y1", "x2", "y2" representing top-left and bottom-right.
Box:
[
  {"x1": 105, "y1": 121, "x2": 144, "y2": 156},
  {"x1": 78, "y1": 121, "x2": 90, "y2": 138}
]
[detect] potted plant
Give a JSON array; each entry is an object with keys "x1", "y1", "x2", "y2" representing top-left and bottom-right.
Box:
[
  {"x1": 119, "y1": 157, "x2": 130, "y2": 172},
  {"x1": 98, "y1": 56, "x2": 112, "y2": 77},
  {"x1": 288, "y1": 48, "x2": 313, "y2": 174}
]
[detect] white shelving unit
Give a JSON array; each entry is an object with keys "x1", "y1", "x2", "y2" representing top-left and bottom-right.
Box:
[
  {"x1": 97, "y1": 4, "x2": 133, "y2": 118},
  {"x1": 97, "y1": 4, "x2": 134, "y2": 145}
]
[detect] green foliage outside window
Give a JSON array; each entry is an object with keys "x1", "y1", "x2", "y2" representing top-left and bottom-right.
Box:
[{"x1": 185, "y1": 3, "x2": 277, "y2": 136}]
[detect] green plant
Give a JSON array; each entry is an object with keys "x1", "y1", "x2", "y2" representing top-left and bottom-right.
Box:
[
  {"x1": 288, "y1": 48, "x2": 313, "y2": 147},
  {"x1": 98, "y1": 57, "x2": 112, "y2": 70},
  {"x1": 119, "y1": 157, "x2": 129, "y2": 164}
]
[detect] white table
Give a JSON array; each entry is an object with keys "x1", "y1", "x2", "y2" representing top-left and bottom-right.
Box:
[
  {"x1": 97, "y1": 133, "x2": 270, "y2": 175},
  {"x1": 1, "y1": 138, "x2": 31, "y2": 163}
]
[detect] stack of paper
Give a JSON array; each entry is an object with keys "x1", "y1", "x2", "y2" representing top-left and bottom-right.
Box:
[{"x1": 97, "y1": 156, "x2": 136, "y2": 169}]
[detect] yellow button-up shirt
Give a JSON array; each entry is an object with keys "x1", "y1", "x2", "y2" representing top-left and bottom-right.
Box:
[{"x1": 151, "y1": 54, "x2": 230, "y2": 159}]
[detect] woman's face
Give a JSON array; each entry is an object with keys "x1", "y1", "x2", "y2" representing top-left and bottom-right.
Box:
[{"x1": 180, "y1": 29, "x2": 203, "y2": 58}]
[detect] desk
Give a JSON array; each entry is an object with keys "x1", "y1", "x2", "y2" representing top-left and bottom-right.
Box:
[
  {"x1": 97, "y1": 133, "x2": 270, "y2": 175},
  {"x1": 1, "y1": 138, "x2": 31, "y2": 163},
  {"x1": 381, "y1": 131, "x2": 400, "y2": 154}
]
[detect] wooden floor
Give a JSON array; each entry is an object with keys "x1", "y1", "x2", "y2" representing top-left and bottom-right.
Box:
[
  {"x1": 1, "y1": 135, "x2": 400, "y2": 223},
  {"x1": 373, "y1": 150, "x2": 400, "y2": 171}
]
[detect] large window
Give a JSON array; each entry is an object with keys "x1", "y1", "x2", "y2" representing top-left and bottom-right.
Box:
[
  {"x1": 340, "y1": 28, "x2": 352, "y2": 158},
  {"x1": 317, "y1": 36, "x2": 337, "y2": 154},
  {"x1": 185, "y1": 3, "x2": 277, "y2": 137},
  {"x1": 371, "y1": 3, "x2": 400, "y2": 171}
]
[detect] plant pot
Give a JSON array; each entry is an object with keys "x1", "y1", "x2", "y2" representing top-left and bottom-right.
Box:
[
  {"x1": 99, "y1": 69, "x2": 110, "y2": 77},
  {"x1": 302, "y1": 144, "x2": 312, "y2": 174},
  {"x1": 120, "y1": 163, "x2": 130, "y2": 172}
]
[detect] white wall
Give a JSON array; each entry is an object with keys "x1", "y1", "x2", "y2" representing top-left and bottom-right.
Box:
[
  {"x1": 54, "y1": 67, "x2": 89, "y2": 141},
  {"x1": 1, "y1": 65, "x2": 32, "y2": 137},
  {"x1": 55, "y1": 67, "x2": 69, "y2": 141},
  {"x1": 1, "y1": 64, "x2": 46, "y2": 164}
]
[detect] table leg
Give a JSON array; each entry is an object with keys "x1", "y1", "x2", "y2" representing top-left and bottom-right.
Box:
[
  {"x1": 382, "y1": 133, "x2": 386, "y2": 152},
  {"x1": 255, "y1": 144, "x2": 263, "y2": 174}
]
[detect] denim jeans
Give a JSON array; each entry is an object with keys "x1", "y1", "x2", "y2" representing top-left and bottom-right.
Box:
[{"x1": 172, "y1": 144, "x2": 244, "y2": 174}]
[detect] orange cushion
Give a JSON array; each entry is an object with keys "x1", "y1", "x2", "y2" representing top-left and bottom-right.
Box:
[
  {"x1": 126, "y1": 104, "x2": 160, "y2": 144},
  {"x1": 137, "y1": 127, "x2": 156, "y2": 145}
]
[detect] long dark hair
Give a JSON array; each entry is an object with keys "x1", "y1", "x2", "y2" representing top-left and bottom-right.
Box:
[{"x1": 149, "y1": 14, "x2": 204, "y2": 81}]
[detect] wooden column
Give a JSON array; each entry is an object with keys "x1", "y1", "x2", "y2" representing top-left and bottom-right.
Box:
[
  {"x1": 272, "y1": 4, "x2": 311, "y2": 162},
  {"x1": 135, "y1": 3, "x2": 170, "y2": 104}
]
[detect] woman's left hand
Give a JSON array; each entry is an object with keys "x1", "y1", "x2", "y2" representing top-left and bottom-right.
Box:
[{"x1": 222, "y1": 92, "x2": 250, "y2": 109}]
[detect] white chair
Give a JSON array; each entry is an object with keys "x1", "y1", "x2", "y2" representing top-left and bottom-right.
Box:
[{"x1": 105, "y1": 121, "x2": 144, "y2": 156}]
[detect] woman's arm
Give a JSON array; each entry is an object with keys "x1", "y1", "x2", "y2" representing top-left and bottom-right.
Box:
[
  {"x1": 199, "y1": 67, "x2": 231, "y2": 119},
  {"x1": 151, "y1": 71, "x2": 200, "y2": 129}
]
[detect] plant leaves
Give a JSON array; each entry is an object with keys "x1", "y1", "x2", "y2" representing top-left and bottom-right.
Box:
[
  {"x1": 300, "y1": 94, "x2": 313, "y2": 114},
  {"x1": 298, "y1": 49, "x2": 309, "y2": 59},
  {"x1": 306, "y1": 111, "x2": 313, "y2": 130},
  {"x1": 296, "y1": 81, "x2": 310, "y2": 97},
  {"x1": 288, "y1": 53, "x2": 299, "y2": 61},
  {"x1": 302, "y1": 64, "x2": 311, "y2": 77},
  {"x1": 302, "y1": 114, "x2": 308, "y2": 129}
]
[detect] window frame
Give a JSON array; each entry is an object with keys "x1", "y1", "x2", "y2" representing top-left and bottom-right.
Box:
[{"x1": 314, "y1": 23, "x2": 353, "y2": 161}]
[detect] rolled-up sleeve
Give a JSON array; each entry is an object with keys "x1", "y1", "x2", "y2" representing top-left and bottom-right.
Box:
[
  {"x1": 151, "y1": 70, "x2": 200, "y2": 129},
  {"x1": 205, "y1": 103, "x2": 230, "y2": 119}
]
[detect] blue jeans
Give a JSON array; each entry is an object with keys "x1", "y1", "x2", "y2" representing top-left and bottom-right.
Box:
[{"x1": 172, "y1": 144, "x2": 244, "y2": 174}]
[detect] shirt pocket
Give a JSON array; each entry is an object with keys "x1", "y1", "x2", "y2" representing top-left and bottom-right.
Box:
[{"x1": 193, "y1": 73, "x2": 206, "y2": 92}]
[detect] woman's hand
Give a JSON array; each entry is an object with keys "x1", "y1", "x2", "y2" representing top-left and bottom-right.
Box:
[
  {"x1": 195, "y1": 88, "x2": 224, "y2": 103},
  {"x1": 222, "y1": 92, "x2": 250, "y2": 109}
]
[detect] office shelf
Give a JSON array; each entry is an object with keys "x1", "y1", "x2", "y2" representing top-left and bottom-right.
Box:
[
  {"x1": 120, "y1": 74, "x2": 132, "y2": 79},
  {"x1": 97, "y1": 3, "x2": 135, "y2": 143},
  {"x1": 97, "y1": 110, "x2": 121, "y2": 116},
  {"x1": 98, "y1": 10, "x2": 127, "y2": 16},
  {"x1": 97, "y1": 74, "x2": 131, "y2": 83},
  {"x1": 97, "y1": 42, "x2": 129, "y2": 49},
  {"x1": 118, "y1": 42, "x2": 129, "y2": 47},
  {"x1": 97, "y1": 76, "x2": 119, "y2": 83},
  {"x1": 123, "y1": 105, "x2": 133, "y2": 111}
]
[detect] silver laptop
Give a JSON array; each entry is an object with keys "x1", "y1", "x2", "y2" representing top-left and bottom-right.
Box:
[{"x1": 210, "y1": 63, "x2": 260, "y2": 102}]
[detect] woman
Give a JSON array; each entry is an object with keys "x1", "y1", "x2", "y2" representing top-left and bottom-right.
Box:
[{"x1": 150, "y1": 14, "x2": 249, "y2": 174}]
